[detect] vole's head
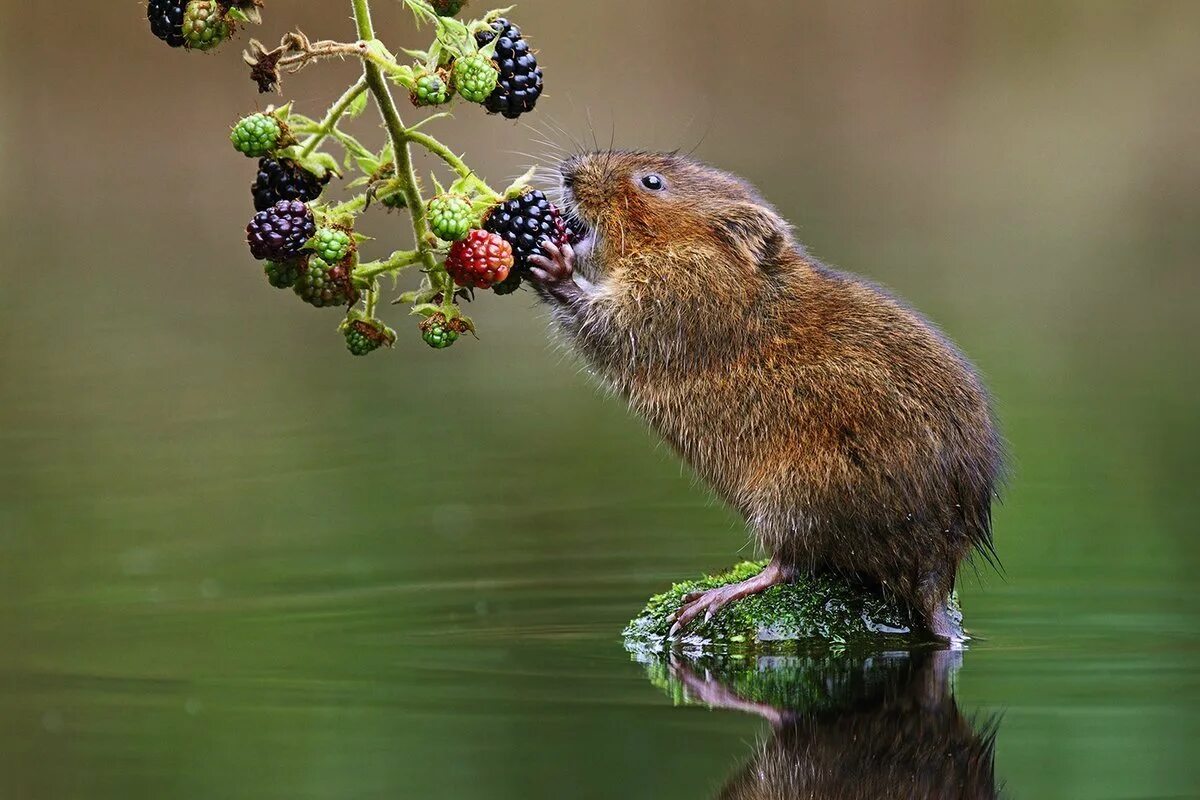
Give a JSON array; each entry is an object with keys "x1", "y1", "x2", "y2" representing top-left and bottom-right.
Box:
[{"x1": 555, "y1": 150, "x2": 793, "y2": 279}]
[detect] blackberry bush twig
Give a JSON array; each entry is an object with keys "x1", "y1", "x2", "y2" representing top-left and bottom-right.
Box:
[{"x1": 151, "y1": 0, "x2": 555, "y2": 354}]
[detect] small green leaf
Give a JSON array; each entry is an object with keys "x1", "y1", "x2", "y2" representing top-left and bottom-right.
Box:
[
  {"x1": 501, "y1": 166, "x2": 538, "y2": 198},
  {"x1": 355, "y1": 155, "x2": 382, "y2": 176},
  {"x1": 300, "y1": 151, "x2": 342, "y2": 180}
]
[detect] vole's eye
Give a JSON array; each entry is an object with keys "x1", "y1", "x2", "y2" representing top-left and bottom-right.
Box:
[{"x1": 640, "y1": 173, "x2": 666, "y2": 191}]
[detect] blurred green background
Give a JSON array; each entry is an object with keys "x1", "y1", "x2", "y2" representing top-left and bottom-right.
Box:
[{"x1": 1, "y1": 1, "x2": 1198, "y2": 798}]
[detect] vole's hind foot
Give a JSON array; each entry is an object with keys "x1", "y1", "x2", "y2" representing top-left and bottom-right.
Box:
[
  {"x1": 669, "y1": 659, "x2": 788, "y2": 727},
  {"x1": 667, "y1": 557, "x2": 793, "y2": 638}
]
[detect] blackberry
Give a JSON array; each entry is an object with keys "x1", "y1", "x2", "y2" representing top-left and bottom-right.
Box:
[
  {"x1": 252, "y1": 157, "x2": 328, "y2": 212},
  {"x1": 343, "y1": 318, "x2": 396, "y2": 356},
  {"x1": 474, "y1": 19, "x2": 543, "y2": 119},
  {"x1": 293, "y1": 256, "x2": 360, "y2": 308},
  {"x1": 181, "y1": 0, "x2": 230, "y2": 51},
  {"x1": 264, "y1": 258, "x2": 303, "y2": 289},
  {"x1": 148, "y1": 0, "x2": 187, "y2": 47},
  {"x1": 483, "y1": 190, "x2": 568, "y2": 275},
  {"x1": 247, "y1": 200, "x2": 316, "y2": 262},
  {"x1": 446, "y1": 230, "x2": 513, "y2": 289},
  {"x1": 491, "y1": 269, "x2": 523, "y2": 295},
  {"x1": 452, "y1": 53, "x2": 499, "y2": 104}
]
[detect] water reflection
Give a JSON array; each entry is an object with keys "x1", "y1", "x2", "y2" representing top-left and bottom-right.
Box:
[{"x1": 649, "y1": 650, "x2": 998, "y2": 799}]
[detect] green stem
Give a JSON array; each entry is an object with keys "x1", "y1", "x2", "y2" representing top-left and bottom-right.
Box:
[
  {"x1": 405, "y1": 130, "x2": 481, "y2": 185},
  {"x1": 299, "y1": 76, "x2": 369, "y2": 158},
  {"x1": 353, "y1": 249, "x2": 426, "y2": 283},
  {"x1": 352, "y1": 0, "x2": 442, "y2": 287}
]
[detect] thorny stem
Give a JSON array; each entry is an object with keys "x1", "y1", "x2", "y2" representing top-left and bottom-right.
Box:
[
  {"x1": 300, "y1": 76, "x2": 368, "y2": 157},
  {"x1": 353, "y1": 249, "x2": 427, "y2": 283},
  {"x1": 351, "y1": 0, "x2": 450, "y2": 304}
]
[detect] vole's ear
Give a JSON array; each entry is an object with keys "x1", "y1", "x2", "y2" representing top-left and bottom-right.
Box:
[{"x1": 712, "y1": 203, "x2": 791, "y2": 269}]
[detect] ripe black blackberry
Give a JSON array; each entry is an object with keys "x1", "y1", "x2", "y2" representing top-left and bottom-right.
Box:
[
  {"x1": 474, "y1": 19, "x2": 543, "y2": 119},
  {"x1": 148, "y1": 0, "x2": 187, "y2": 48},
  {"x1": 483, "y1": 190, "x2": 567, "y2": 276},
  {"x1": 252, "y1": 157, "x2": 330, "y2": 212},
  {"x1": 247, "y1": 200, "x2": 316, "y2": 262}
]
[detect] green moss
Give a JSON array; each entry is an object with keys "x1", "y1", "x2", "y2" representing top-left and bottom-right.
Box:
[
  {"x1": 623, "y1": 560, "x2": 958, "y2": 656},
  {"x1": 640, "y1": 650, "x2": 925, "y2": 712}
]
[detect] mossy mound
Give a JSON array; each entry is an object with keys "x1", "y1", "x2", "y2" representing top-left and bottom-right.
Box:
[{"x1": 623, "y1": 560, "x2": 958, "y2": 656}]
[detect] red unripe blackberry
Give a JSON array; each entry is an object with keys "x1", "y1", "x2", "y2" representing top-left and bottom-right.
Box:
[
  {"x1": 246, "y1": 200, "x2": 316, "y2": 262},
  {"x1": 445, "y1": 230, "x2": 513, "y2": 289},
  {"x1": 483, "y1": 190, "x2": 568, "y2": 276},
  {"x1": 252, "y1": 157, "x2": 329, "y2": 212},
  {"x1": 148, "y1": 0, "x2": 187, "y2": 47},
  {"x1": 474, "y1": 18, "x2": 543, "y2": 119}
]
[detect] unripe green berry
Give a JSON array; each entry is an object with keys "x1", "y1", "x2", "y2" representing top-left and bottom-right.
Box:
[
  {"x1": 264, "y1": 259, "x2": 302, "y2": 289},
  {"x1": 294, "y1": 256, "x2": 359, "y2": 308},
  {"x1": 411, "y1": 72, "x2": 451, "y2": 107},
  {"x1": 231, "y1": 113, "x2": 283, "y2": 158},
  {"x1": 427, "y1": 194, "x2": 473, "y2": 241},
  {"x1": 309, "y1": 227, "x2": 354, "y2": 264},
  {"x1": 343, "y1": 318, "x2": 396, "y2": 356},
  {"x1": 182, "y1": 0, "x2": 230, "y2": 51},
  {"x1": 420, "y1": 313, "x2": 462, "y2": 349},
  {"x1": 453, "y1": 54, "x2": 499, "y2": 104}
]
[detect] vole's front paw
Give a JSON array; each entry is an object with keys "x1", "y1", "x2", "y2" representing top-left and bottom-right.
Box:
[{"x1": 528, "y1": 240, "x2": 584, "y2": 304}]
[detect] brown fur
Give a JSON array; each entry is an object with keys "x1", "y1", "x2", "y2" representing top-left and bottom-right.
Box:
[{"x1": 538, "y1": 151, "x2": 1002, "y2": 636}]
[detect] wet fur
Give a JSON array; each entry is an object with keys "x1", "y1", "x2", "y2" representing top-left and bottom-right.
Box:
[{"x1": 536, "y1": 151, "x2": 1003, "y2": 635}]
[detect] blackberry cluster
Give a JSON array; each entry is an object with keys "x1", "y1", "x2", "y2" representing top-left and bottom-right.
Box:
[
  {"x1": 147, "y1": 0, "x2": 187, "y2": 47},
  {"x1": 474, "y1": 19, "x2": 543, "y2": 119},
  {"x1": 247, "y1": 200, "x2": 316, "y2": 262},
  {"x1": 252, "y1": 158, "x2": 329, "y2": 212},
  {"x1": 483, "y1": 190, "x2": 567, "y2": 276}
]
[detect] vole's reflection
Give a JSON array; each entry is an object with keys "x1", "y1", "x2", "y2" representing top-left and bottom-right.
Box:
[{"x1": 668, "y1": 650, "x2": 999, "y2": 799}]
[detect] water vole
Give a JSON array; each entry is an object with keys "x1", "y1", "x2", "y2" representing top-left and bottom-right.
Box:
[{"x1": 528, "y1": 151, "x2": 1002, "y2": 641}]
